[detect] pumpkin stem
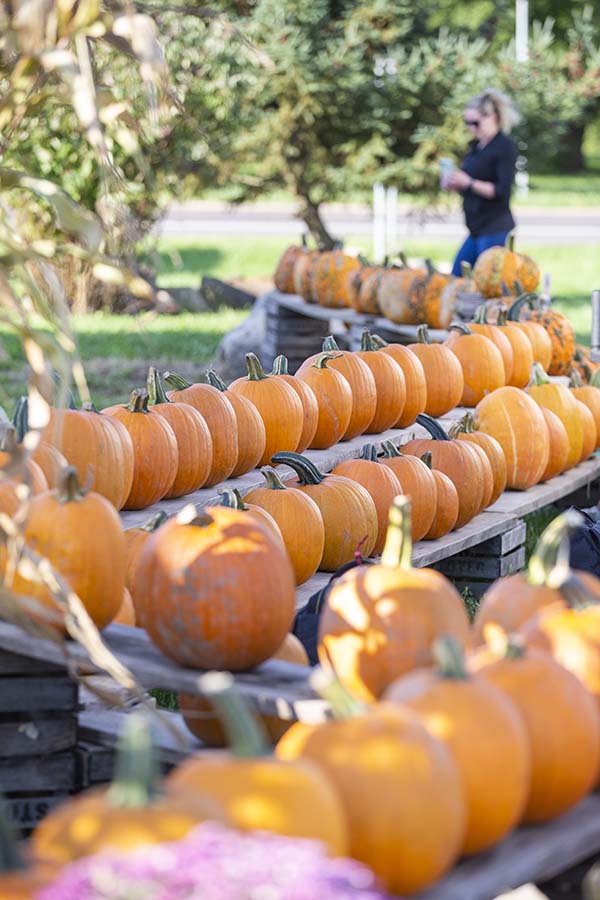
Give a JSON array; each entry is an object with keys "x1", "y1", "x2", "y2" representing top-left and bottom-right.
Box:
[
  {"x1": 0, "y1": 425, "x2": 18, "y2": 454},
  {"x1": 527, "y1": 509, "x2": 583, "y2": 587},
  {"x1": 569, "y1": 369, "x2": 584, "y2": 388},
  {"x1": 360, "y1": 329, "x2": 380, "y2": 352},
  {"x1": 146, "y1": 367, "x2": 171, "y2": 406},
  {"x1": 206, "y1": 369, "x2": 228, "y2": 392},
  {"x1": 322, "y1": 335, "x2": 341, "y2": 353},
  {"x1": 397, "y1": 250, "x2": 409, "y2": 267},
  {"x1": 245, "y1": 353, "x2": 268, "y2": 381},
  {"x1": 531, "y1": 361, "x2": 550, "y2": 387},
  {"x1": 359, "y1": 443, "x2": 379, "y2": 462},
  {"x1": 11, "y1": 396, "x2": 29, "y2": 443},
  {"x1": 271, "y1": 451, "x2": 325, "y2": 485},
  {"x1": 163, "y1": 371, "x2": 192, "y2": 391},
  {"x1": 504, "y1": 634, "x2": 527, "y2": 660},
  {"x1": 591, "y1": 369, "x2": 600, "y2": 390},
  {"x1": 108, "y1": 714, "x2": 160, "y2": 807},
  {"x1": 220, "y1": 488, "x2": 248, "y2": 510},
  {"x1": 424, "y1": 258, "x2": 436, "y2": 277},
  {"x1": 271, "y1": 355, "x2": 290, "y2": 376},
  {"x1": 448, "y1": 322, "x2": 473, "y2": 336},
  {"x1": 472, "y1": 304, "x2": 490, "y2": 325},
  {"x1": 505, "y1": 232, "x2": 515, "y2": 252},
  {"x1": 311, "y1": 352, "x2": 340, "y2": 370},
  {"x1": 56, "y1": 465, "x2": 84, "y2": 503},
  {"x1": 380, "y1": 439, "x2": 401, "y2": 458},
  {"x1": 139, "y1": 510, "x2": 168, "y2": 533},
  {"x1": 126, "y1": 388, "x2": 150, "y2": 413},
  {"x1": 460, "y1": 261, "x2": 472, "y2": 279},
  {"x1": 81, "y1": 401, "x2": 101, "y2": 413},
  {"x1": 381, "y1": 494, "x2": 413, "y2": 570},
  {"x1": 176, "y1": 504, "x2": 215, "y2": 528},
  {"x1": 433, "y1": 636, "x2": 468, "y2": 679},
  {"x1": 370, "y1": 334, "x2": 388, "y2": 349},
  {"x1": 557, "y1": 573, "x2": 596, "y2": 612},
  {"x1": 507, "y1": 293, "x2": 537, "y2": 322},
  {"x1": 417, "y1": 324, "x2": 432, "y2": 344},
  {"x1": 198, "y1": 671, "x2": 268, "y2": 756},
  {"x1": 0, "y1": 795, "x2": 26, "y2": 872},
  {"x1": 310, "y1": 667, "x2": 367, "y2": 720},
  {"x1": 420, "y1": 450, "x2": 433, "y2": 469},
  {"x1": 416, "y1": 413, "x2": 450, "y2": 441},
  {"x1": 261, "y1": 466, "x2": 287, "y2": 490},
  {"x1": 496, "y1": 309, "x2": 509, "y2": 326}
]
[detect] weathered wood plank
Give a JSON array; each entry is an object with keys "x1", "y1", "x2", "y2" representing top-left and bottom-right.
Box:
[
  {"x1": 0, "y1": 676, "x2": 78, "y2": 714},
  {"x1": 0, "y1": 649, "x2": 66, "y2": 676},
  {"x1": 414, "y1": 795, "x2": 600, "y2": 900},
  {"x1": 435, "y1": 546, "x2": 526, "y2": 580},
  {"x1": 80, "y1": 710, "x2": 204, "y2": 764},
  {"x1": 0, "y1": 714, "x2": 77, "y2": 757},
  {"x1": 0, "y1": 750, "x2": 77, "y2": 792},
  {"x1": 469, "y1": 522, "x2": 527, "y2": 557},
  {"x1": 76, "y1": 740, "x2": 115, "y2": 785},
  {"x1": 488, "y1": 458, "x2": 600, "y2": 516},
  {"x1": 6, "y1": 794, "x2": 70, "y2": 832}
]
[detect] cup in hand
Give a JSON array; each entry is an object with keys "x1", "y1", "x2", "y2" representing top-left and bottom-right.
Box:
[{"x1": 439, "y1": 158, "x2": 454, "y2": 189}]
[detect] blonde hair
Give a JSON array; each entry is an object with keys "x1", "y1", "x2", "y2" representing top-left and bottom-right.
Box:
[{"x1": 465, "y1": 88, "x2": 520, "y2": 134}]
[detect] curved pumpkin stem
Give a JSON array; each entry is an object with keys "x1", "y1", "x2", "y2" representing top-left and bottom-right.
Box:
[
  {"x1": 496, "y1": 309, "x2": 509, "y2": 327},
  {"x1": 359, "y1": 443, "x2": 379, "y2": 462},
  {"x1": 448, "y1": 322, "x2": 473, "y2": 336},
  {"x1": 447, "y1": 413, "x2": 475, "y2": 439},
  {"x1": 569, "y1": 369, "x2": 584, "y2": 389},
  {"x1": 417, "y1": 324, "x2": 432, "y2": 344},
  {"x1": 163, "y1": 371, "x2": 192, "y2": 391},
  {"x1": 206, "y1": 369, "x2": 228, "y2": 392},
  {"x1": 527, "y1": 509, "x2": 583, "y2": 587},
  {"x1": 271, "y1": 355, "x2": 290, "y2": 375},
  {"x1": 380, "y1": 439, "x2": 401, "y2": 458},
  {"x1": 137, "y1": 510, "x2": 168, "y2": 533},
  {"x1": 424, "y1": 258, "x2": 436, "y2": 277},
  {"x1": 176, "y1": 504, "x2": 215, "y2": 528},
  {"x1": 11, "y1": 396, "x2": 29, "y2": 443},
  {"x1": 531, "y1": 361, "x2": 549, "y2": 387},
  {"x1": 271, "y1": 451, "x2": 325, "y2": 485},
  {"x1": 198, "y1": 671, "x2": 268, "y2": 756},
  {"x1": 245, "y1": 353, "x2": 268, "y2": 381},
  {"x1": 381, "y1": 494, "x2": 413, "y2": 571},
  {"x1": 146, "y1": 367, "x2": 171, "y2": 406},
  {"x1": 0, "y1": 425, "x2": 18, "y2": 455},
  {"x1": 506, "y1": 293, "x2": 537, "y2": 322},
  {"x1": 310, "y1": 667, "x2": 367, "y2": 719},
  {"x1": 260, "y1": 466, "x2": 287, "y2": 490},
  {"x1": 420, "y1": 450, "x2": 433, "y2": 469},
  {"x1": 0, "y1": 795, "x2": 26, "y2": 872},
  {"x1": 220, "y1": 488, "x2": 248, "y2": 510},
  {"x1": 127, "y1": 388, "x2": 150, "y2": 413},
  {"x1": 56, "y1": 465, "x2": 84, "y2": 503},
  {"x1": 311, "y1": 352, "x2": 339, "y2": 370},
  {"x1": 433, "y1": 636, "x2": 468, "y2": 680},
  {"x1": 416, "y1": 413, "x2": 451, "y2": 441},
  {"x1": 505, "y1": 232, "x2": 515, "y2": 252},
  {"x1": 370, "y1": 334, "x2": 388, "y2": 349},
  {"x1": 322, "y1": 335, "x2": 342, "y2": 353},
  {"x1": 472, "y1": 304, "x2": 490, "y2": 325},
  {"x1": 108, "y1": 713, "x2": 160, "y2": 807},
  {"x1": 360, "y1": 329, "x2": 381, "y2": 352}
]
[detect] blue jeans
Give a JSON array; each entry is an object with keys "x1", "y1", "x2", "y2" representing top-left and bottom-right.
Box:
[{"x1": 451, "y1": 231, "x2": 510, "y2": 276}]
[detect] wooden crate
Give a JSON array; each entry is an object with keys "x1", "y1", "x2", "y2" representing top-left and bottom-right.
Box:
[
  {"x1": 0, "y1": 648, "x2": 79, "y2": 833},
  {"x1": 434, "y1": 521, "x2": 527, "y2": 598}
]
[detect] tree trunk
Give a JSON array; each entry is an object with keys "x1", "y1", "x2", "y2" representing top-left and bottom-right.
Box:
[
  {"x1": 552, "y1": 122, "x2": 586, "y2": 174},
  {"x1": 298, "y1": 198, "x2": 337, "y2": 250}
]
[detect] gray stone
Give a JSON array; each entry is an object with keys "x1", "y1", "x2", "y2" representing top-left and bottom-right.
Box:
[{"x1": 211, "y1": 294, "x2": 272, "y2": 381}]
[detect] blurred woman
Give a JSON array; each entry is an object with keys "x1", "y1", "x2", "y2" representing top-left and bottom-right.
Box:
[{"x1": 443, "y1": 88, "x2": 520, "y2": 275}]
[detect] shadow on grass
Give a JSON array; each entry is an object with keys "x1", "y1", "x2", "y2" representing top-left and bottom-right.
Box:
[{"x1": 149, "y1": 245, "x2": 226, "y2": 283}]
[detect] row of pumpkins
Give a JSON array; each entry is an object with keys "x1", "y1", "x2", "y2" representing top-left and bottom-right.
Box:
[
  {"x1": 5, "y1": 504, "x2": 600, "y2": 899},
  {"x1": 273, "y1": 234, "x2": 541, "y2": 329}
]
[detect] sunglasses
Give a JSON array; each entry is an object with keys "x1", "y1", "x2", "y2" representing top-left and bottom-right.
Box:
[{"x1": 464, "y1": 118, "x2": 480, "y2": 128}]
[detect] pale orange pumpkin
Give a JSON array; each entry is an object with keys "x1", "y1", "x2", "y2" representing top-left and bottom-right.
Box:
[
  {"x1": 379, "y1": 440, "x2": 436, "y2": 542},
  {"x1": 407, "y1": 325, "x2": 464, "y2": 418},
  {"x1": 527, "y1": 362, "x2": 583, "y2": 470},
  {"x1": 355, "y1": 329, "x2": 406, "y2": 433},
  {"x1": 370, "y1": 335, "x2": 428, "y2": 427},
  {"x1": 444, "y1": 322, "x2": 505, "y2": 407},
  {"x1": 205, "y1": 369, "x2": 266, "y2": 477},
  {"x1": 448, "y1": 413, "x2": 507, "y2": 506},
  {"x1": 270, "y1": 356, "x2": 318, "y2": 453},
  {"x1": 539, "y1": 408, "x2": 570, "y2": 482},
  {"x1": 296, "y1": 353, "x2": 353, "y2": 449},
  {"x1": 570, "y1": 369, "x2": 600, "y2": 448}
]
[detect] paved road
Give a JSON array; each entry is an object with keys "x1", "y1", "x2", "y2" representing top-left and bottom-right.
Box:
[{"x1": 156, "y1": 200, "x2": 600, "y2": 243}]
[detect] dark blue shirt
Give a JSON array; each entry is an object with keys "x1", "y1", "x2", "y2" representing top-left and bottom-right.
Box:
[{"x1": 460, "y1": 131, "x2": 518, "y2": 237}]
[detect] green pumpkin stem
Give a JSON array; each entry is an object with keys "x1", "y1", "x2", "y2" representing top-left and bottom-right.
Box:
[
  {"x1": 460, "y1": 261, "x2": 472, "y2": 279},
  {"x1": 108, "y1": 714, "x2": 160, "y2": 807},
  {"x1": 370, "y1": 334, "x2": 388, "y2": 349},
  {"x1": 359, "y1": 443, "x2": 379, "y2": 462},
  {"x1": 424, "y1": 258, "x2": 436, "y2": 277},
  {"x1": 531, "y1": 361, "x2": 549, "y2": 387},
  {"x1": 569, "y1": 370, "x2": 584, "y2": 389},
  {"x1": 270, "y1": 451, "x2": 325, "y2": 485},
  {"x1": 272, "y1": 355, "x2": 290, "y2": 376},
  {"x1": 81, "y1": 401, "x2": 101, "y2": 413},
  {"x1": 448, "y1": 322, "x2": 473, "y2": 336},
  {"x1": 433, "y1": 636, "x2": 468, "y2": 679},
  {"x1": 472, "y1": 304, "x2": 490, "y2": 325},
  {"x1": 0, "y1": 426, "x2": 18, "y2": 454},
  {"x1": 0, "y1": 796, "x2": 26, "y2": 872},
  {"x1": 381, "y1": 494, "x2": 413, "y2": 570},
  {"x1": 360, "y1": 329, "x2": 380, "y2": 352},
  {"x1": 420, "y1": 450, "x2": 433, "y2": 469},
  {"x1": 417, "y1": 324, "x2": 432, "y2": 344},
  {"x1": 416, "y1": 413, "x2": 450, "y2": 441},
  {"x1": 322, "y1": 335, "x2": 341, "y2": 353},
  {"x1": 591, "y1": 369, "x2": 600, "y2": 390},
  {"x1": 12, "y1": 396, "x2": 29, "y2": 443},
  {"x1": 311, "y1": 352, "x2": 339, "y2": 370},
  {"x1": 220, "y1": 488, "x2": 248, "y2": 510},
  {"x1": 176, "y1": 504, "x2": 215, "y2": 528},
  {"x1": 163, "y1": 371, "x2": 192, "y2": 391},
  {"x1": 146, "y1": 367, "x2": 170, "y2": 406},
  {"x1": 57, "y1": 465, "x2": 83, "y2": 503},
  {"x1": 206, "y1": 369, "x2": 228, "y2": 392},
  {"x1": 496, "y1": 309, "x2": 510, "y2": 326},
  {"x1": 245, "y1": 353, "x2": 268, "y2": 381},
  {"x1": 505, "y1": 232, "x2": 515, "y2": 252},
  {"x1": 261, "y1": 467, "x2": 287, "y2": 490},
  {"x1": 139, "y1": 511, "x2": 168, "y2": 532},
  {"x1": 504, "y1": 634, "x2": 527, "y2": 659},
  {"x1": 127, "y1": 388, "x2": 150, "y2": 413},
  {"x1": 198, "y1": 671, "x2": 268, "y2": 756},
  {"x1": 310, "y1": 667, "x2": 367, "y2": 720},
  {"x1": 527, "y1": 509, "x2": 583, "y2": 587},
  {"x1": 380, "y1": 439, "x2": 401, "y2": 458},
  {"x1": 507, "y1": 293, "x2": 537, "y2": 321}
]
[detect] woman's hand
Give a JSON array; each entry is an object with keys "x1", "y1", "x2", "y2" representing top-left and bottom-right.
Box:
[{"x1": 445, "y1": 169, "x2": 472, "y2": 192}]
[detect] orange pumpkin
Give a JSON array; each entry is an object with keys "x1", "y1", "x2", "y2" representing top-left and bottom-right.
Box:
[
  {"x1": 473, "y1": 233, "x2": 520, "y2": 298},
  {"x1": 274, "y1": 239, "x2": 308, "y2": 293},
  {"x1": 445, "y1": 322, "x2": 505, "y2": 406},
  {"x1": 171, "y1": 671, "x2": 348, "y2": 855},
  {"x1": 218, "y1": 488, "x2": 285, "y2": 547},
  {"x1": 407, "y1": 325, "x2": 464, "y2": 418},
  {"x1": 102, "y1": 389, "x2": 178, "y2": 510},
  {"x1": 311, "y1": 248, "x2": 361, "y2": 309},
  {"x1": 114, "y1": 587, "x2": 136, "y2": 627},
  {"x1": 296, "y1": 353, "x2": 352, "y2": 449},
  {"x1": 376, "y1": 262, "x2": 421, "y2": 325},
  {"x1": 293, "y1": 249, "x2": 321, "y2": 303},
  {"x1": 379, "y1": 440, "x2": 436, "y2": 541},
  {"x1": 475, "y1": 386, "x2": 549, "y2": 490},
  {"x1": 439, "y1": 261, "x2": 477, "y2": 319},
  {"x1": 506, "y1": 294, "x2": 552, "y2": 371},
  {"x1": 355, "y1": 329, "x2": 407, "y2": 433},
  {"x1": 7, "y1": 466, "x2": 125, "y2": 632},
  {"x1": 472, "y1": 510, "x2": 600, "y2": 646},
  {"x1": 12, "y1": 396, "x2": 67, "y2": 489},
  {"x1": 370, "y1": 335, "x2": 428, "y2": 427},
  {"x1": 576, "y1": 398, "x2": 597, "y2": 462},
  {"x1": 385, "y1": 636, "x2": 530, "y2": 856},
  {"x1": 421, "y1": 452, "x2": 460, "y2": 539},
  {"x1": 571, "y1": 369, "x2": 600, "y2": 448},
  {"x1": 379, "y1": 259, "x2": 451, "y2": 328},
  {"x1": 528, "y1": 362, "x2": 583, "y2": 470},
  {"x1": 271, "y1": 451, "x2": 378, "y2": 570},
  {"x1": 470, "y1": 634, "x2": 600, "y2": 823},
  {"x1": 468, "y1": 303, "x2": 514, "y2": 383},
  {"x1": 123, "y1": 510, "x2": 168, "y2": 602},
  {"x1": 0, "y1": 429, "x2": 48, "y2": 517},
  {"x1": 572, "y1": 346, "x2": 600, "y2": 384},
  {"x1": 135, "y1": 504, "x2": 295, "y2": 670},
  {"x1": 449, "y1": 413, "x2": 507, "y2": 506},
  {"x1": 205, "y1": 369, "x2": 266, "y2": 476},
  {"x1": 491, "y1": 309, "x2": 534, "y2": 389},
  {"x1": 244, "y1": 467, "x2": 325, "y2": 585},
  {"x1": 402, "y1": 414, "x2": 485, "y2": 529},
  {"x1": 332, "y1": 444, "x2": 403, "y2": 556},
  {"x1": 539, "y1": 407, "x2": 570, "y2": 482},
  {"x1": 229, "y1": 353, "x2": 304, "y2": 465},
  {"x1": 297, "y1": 336, "x2": 377, "y2": 440},
  {"x1": 163, "y1": 371, "x2": 238, "y2": 486},
  {"x1": 270, "y1": 356, "x2": 318, "y2": 453},
  {"x1": 0, "y1": 805, "x2": 53, "y2": 899},
  {"x1": 347, "y1": 263, "x2": 383, "y2": 314},
  {"x1": 276, "y1": 678, "x2": 466, "y2": 896},
  {"x1": 318, "y1": 495, "x2": 470, "y2": 701},
  {"x1": 146, "y1": 367, "x2": 213, "y2": 497},
  {"x1": 528, "y1": 305, "x2": 575, "y2": 377}
]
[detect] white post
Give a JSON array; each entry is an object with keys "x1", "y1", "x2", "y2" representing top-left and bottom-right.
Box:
[
  {"x1": 591, "y1": 290, "x2": 600, "y2": 355},
  {"x1": 515, "y1": 0, "x2": 529, "y2": 62},
  {"x1": 385, "y1": 186, "x2": 398, "y2": 260},
  {"x1": 372, "y1": 182, "x2": 386, "y2": 263}
]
